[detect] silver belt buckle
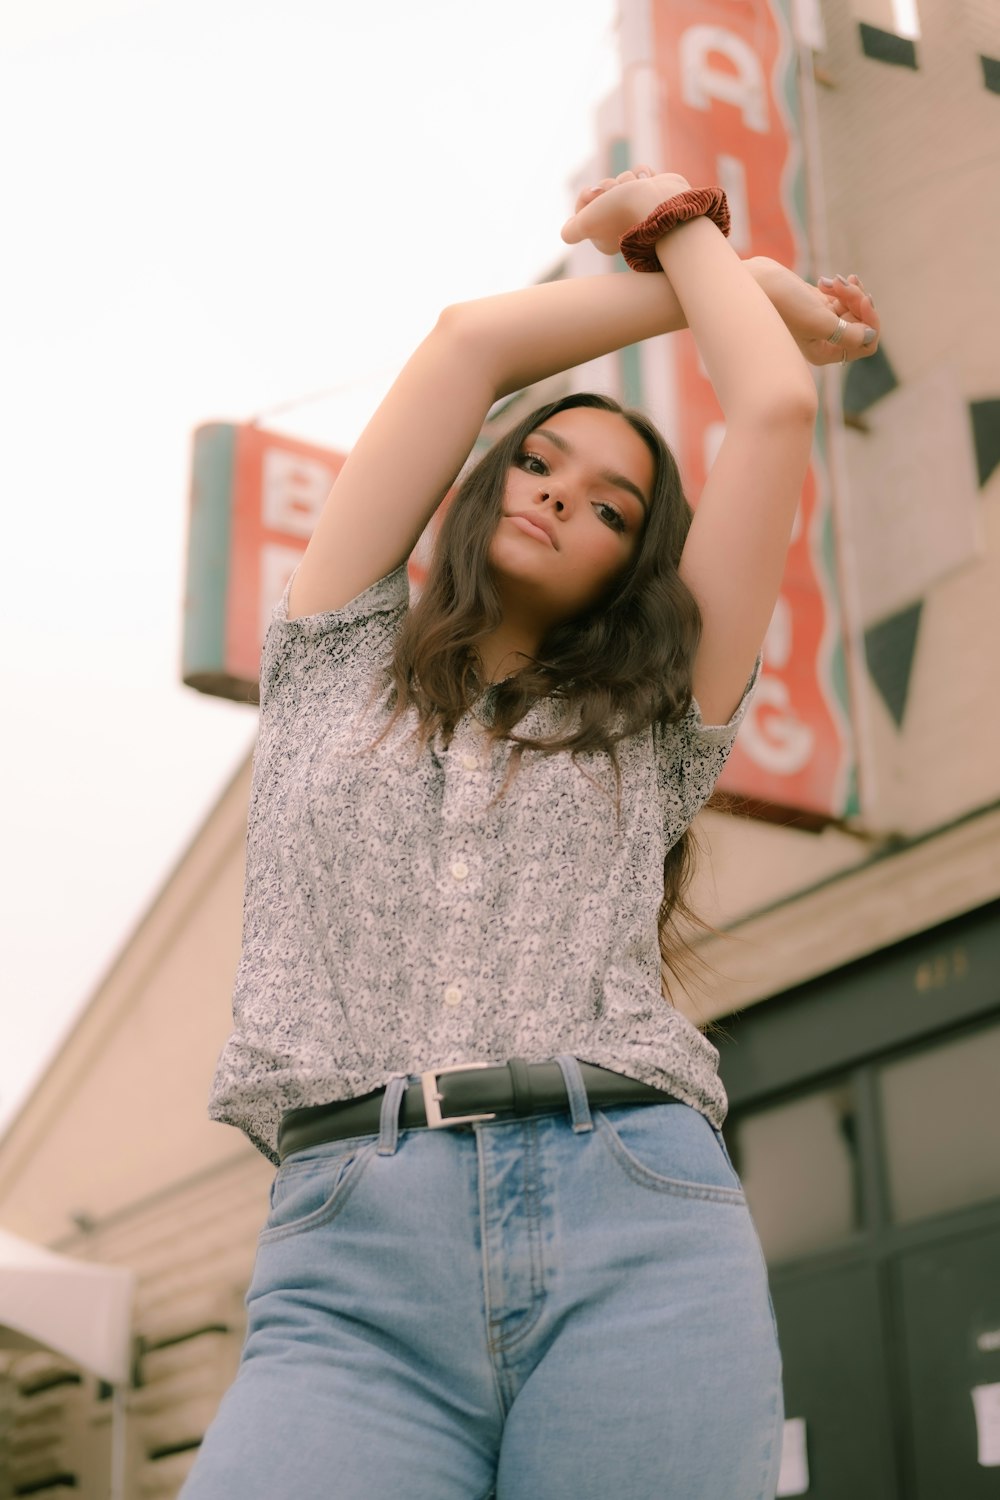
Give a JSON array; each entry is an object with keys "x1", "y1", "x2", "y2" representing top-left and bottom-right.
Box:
[{"x1": 421, "y1": 1062, "x2": 497, "y2": 1128}]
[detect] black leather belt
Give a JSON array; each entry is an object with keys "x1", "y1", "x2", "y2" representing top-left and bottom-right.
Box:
[{"x1": 277, "y1": 1059, "x2": 676, "y2": 1163}]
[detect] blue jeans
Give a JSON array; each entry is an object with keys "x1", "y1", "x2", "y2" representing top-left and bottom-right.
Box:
[{"x1": 181, "y1": 1057, "x2": 783, "y2": 1499}]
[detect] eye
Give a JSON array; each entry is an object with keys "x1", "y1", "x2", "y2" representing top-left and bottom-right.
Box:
[
  {"x1": 595, "y1": 501, "x2": 627, "y2": 533},
  {"x1": 516, "y1": 450, "x2": 548, "y2": 476}
]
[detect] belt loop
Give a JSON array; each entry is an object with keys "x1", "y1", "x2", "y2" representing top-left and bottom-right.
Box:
[
  {"x1": 507, "y1": 1056, "x2": 534, "y2": 1118},
  {"x1": 554, "y1": 1054, "x2": 594, "y2": 1134},
  {"x1": 377, "y1": 1073, "x2": 409, "y2": 1156}
]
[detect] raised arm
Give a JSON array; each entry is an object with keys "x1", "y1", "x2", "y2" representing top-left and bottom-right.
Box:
[
  {"x1": 563, "y1": 170, "x2": 879, "y2": 725},
  {"x1": 287, "y1": 271, "x2": 687, "y2": 619},
  {"x1": 286, "y1": 190, "x2": 870, "y2": 621},
  {"x1": 659, "y1": 211, "x2": 819, "y2": 726}
]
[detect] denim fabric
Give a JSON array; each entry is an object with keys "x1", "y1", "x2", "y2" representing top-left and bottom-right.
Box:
[{"x1": 182, "y1": 1059, "x2": 783, "y2": 1500}]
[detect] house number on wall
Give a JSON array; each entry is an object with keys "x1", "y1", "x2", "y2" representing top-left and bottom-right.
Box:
[{"x1": 914, "y1": 947, "x2": 969, "y2": 992}]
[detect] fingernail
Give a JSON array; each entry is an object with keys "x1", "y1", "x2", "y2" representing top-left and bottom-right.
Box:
[
  {"x1": 862, "y1": 326, "x2": 878, "y2": 346},
  {"x1": 835, "y1": 273, "x2": 849, "y2": 285},
  {"x1": 818, "y1": 276, "x2": 835, "y2": 288}
]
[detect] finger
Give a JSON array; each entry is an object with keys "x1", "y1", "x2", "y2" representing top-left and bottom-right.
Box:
[
  {"x1": 818, "y1": 345, "x2": 850, "y2": 368},
  {"x1": 823, "y1": 276, "x2": 878, "y2": 326},
  {"x1": 843, "y1": 286, "x2": 879, "y2": 329},
  {"x1": 839, "y1": 275, "x2": 878, "y2": 317},
  {"x1": 572, "y1": 179, "x2": 614, "y2": 214},
  {"x1": 820, "y1": 274, "x2": 863, "y2": 299},
  {"x1": 562, "y1": 194, "x2": 606, "y2": 244},
  {"x1": 842, "y1": 278, "x2": 875, "y2": 310},
  {"x1": 561, "y1": 189, "x2": 620, "y2": 248},
  {"x1": 561, "y1": 212, "x2": 584, "y2": 245},
  {"x1": 844, "y1": 321, "x2": 879, "y2": 359},
  {"x1": 818, "y1": 312, "x2": 877, "y2": 362}
]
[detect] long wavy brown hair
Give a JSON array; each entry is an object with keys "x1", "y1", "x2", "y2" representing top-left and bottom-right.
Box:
[{"x1": 368, "y1": 392, "x2": 715, "y2": 998}]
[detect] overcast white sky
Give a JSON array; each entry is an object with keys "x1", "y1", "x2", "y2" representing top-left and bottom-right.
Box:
[{"x1": 0, "y1": 0, "x2": 620, "y2": 1136}]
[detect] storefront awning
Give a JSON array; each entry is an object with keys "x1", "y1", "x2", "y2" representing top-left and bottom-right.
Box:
[{"x1": 0, "y1": 1226, "x2": 133, "y2": 1385}]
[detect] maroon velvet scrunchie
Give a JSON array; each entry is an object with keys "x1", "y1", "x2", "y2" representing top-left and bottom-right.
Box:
[{"x1": 619, "y1": 187, "x2": 731, "y2": 272}]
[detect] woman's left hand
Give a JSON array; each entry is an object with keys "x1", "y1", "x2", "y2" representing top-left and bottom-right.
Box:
[
  {"x1": 561, "y1": 166, "x2": 690, "y2": 256},
  {"x1": 754, "y1": 259, "x2": 880, "y2": 365}
]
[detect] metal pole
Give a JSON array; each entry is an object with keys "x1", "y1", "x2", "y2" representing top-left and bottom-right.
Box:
[{"x1": 110, "y1": 1384, "x2": 127, "y2": 1500}]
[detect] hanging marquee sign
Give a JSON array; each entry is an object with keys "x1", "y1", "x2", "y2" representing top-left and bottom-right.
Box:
[
  {"x1": 182, "y1": 423, "x2": 346, "y2": 702},
  {"x1": 181, "y1": 423, "x2": 441, "y2": 704}
]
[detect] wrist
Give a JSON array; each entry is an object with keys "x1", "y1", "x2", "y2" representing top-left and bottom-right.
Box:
[
  {"x1": 629, "y1": 175, "x2": 692, "y2": 220},
  {"x1": 744, "y1": 256, "x2": 777, "y2": 294},
  {"x1": 651, "y1": 211, "x2": 728, "y2": 273},
  {"x1": 620, "y1": 187, "x2": 730, "y2": 273}
]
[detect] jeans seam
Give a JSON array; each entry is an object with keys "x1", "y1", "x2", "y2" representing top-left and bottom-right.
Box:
[
  {"x1": 744, "y1": 1205, "x2": 782, "y2": 1350},
  {"x1": 751, "y1": 1361, "x2": 785, "y2": 1500},
  {"x1": 274, "y1": 1138, "x2": 375, "y2": 1180},
  {"x1": 525, "y1": 1122, "x2": 545, "y2": 1318},
  {"x1": 482, "y1": 1124, "x2": 548, "y2": 1374},
  {"x1": 258, "y1": 1142, "x2": 376, "y2": 1243},
  {"x1": 595, "y1": 1113, "x2": 748, "y2": 1203},
  {"x1": 477, "y1": 1128, "x2": 512, "y2": 1419}
]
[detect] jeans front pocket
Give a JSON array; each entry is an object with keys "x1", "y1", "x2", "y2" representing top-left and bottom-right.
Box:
[
  {"x1": 260, "y1": 1135, "x2": 377, "y2": 1243},
  {"x1": 596, "y1": 1101, "x2": 746, "y2": 1202}
]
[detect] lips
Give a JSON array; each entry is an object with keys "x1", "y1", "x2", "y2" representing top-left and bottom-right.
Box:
[{"x1": 507, "y1": 512, "x2": 557, "y2": 548}]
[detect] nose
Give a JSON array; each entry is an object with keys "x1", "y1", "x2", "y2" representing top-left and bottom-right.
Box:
[{"x1": 538, "y1": 488, "x2": 564, "y2": 511}]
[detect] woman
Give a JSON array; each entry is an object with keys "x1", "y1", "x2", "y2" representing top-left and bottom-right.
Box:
[{"x1": 183, "y1": 168, "x2": 879, "y2": 1500}]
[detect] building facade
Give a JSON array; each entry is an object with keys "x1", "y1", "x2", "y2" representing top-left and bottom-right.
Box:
[{"x1": 1, "y1": 1, "x2": 999, "y2": 1495}]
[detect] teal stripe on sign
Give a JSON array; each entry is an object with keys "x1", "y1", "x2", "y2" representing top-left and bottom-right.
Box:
[
  {"x1": 619, "y1": 341, "x2": 643, "y2": 409},
  {"x1": 181, "y1": 422, "x2": 236, "y2": 686},
  {"x1": 775, "y1": 0, "x2": 858, "y2": 816},
  {"x1": 610, "y1": 137, "x2": 630, "y2": 174},
  {"x1": 607, "y1": 137, "x2": 645, "y2": 409},
  {"x1": 813, "y1": 408, "x2": 860, "y2": 816},
  {"x1": 775, "y1": 0, "x2": 809, "y2": 271}
]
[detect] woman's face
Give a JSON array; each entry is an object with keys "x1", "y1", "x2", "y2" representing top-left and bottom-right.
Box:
[{"x1": 487, "y1": 406, "x2": 654, "y2": 625}]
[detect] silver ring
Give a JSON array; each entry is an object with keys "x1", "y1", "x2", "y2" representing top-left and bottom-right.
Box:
[{"x1": 826, "y1": 317, "x2": 848, "y2": 346}]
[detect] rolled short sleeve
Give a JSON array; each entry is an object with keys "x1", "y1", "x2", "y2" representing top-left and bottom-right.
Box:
[
  {"x1": 654, "y1": 652, "x2": 762, "y2": 838},
  {"x1": 259, "y1": 562, "x2": 411, "y2": 710}
]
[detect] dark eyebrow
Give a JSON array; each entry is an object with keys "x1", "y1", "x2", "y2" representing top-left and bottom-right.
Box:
[{"x1": 532, "y1": 427, "x2": 649, "y2": 516}]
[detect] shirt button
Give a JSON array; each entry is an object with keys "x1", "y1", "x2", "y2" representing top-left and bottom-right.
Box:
[
  {"x1": 460, "y1": 754, "x2": 478, "y2": 770},
  {"x1": 451, "y1": 860, "x2": 469, "y2": 880},
  {"x1": 443, "y1": 985, "x2": 463, "y2": 1006}
]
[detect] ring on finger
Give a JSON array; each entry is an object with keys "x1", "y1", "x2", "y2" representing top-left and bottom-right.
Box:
[{"x1": 826, "y1": 317, "x2": 848, "y2": 346}]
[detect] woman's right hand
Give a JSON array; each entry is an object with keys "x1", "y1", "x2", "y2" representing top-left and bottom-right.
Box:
[
  {"x1": 752, "y1": 258, "x2": 880, "y2": 365},
  {"x1": 561, "y1": 167, "x2": 691, "y2": 256}
]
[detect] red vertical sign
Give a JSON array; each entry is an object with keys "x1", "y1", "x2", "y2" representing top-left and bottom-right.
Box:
[{"x1": 649, "y1": 0, "x2": 854, "y2": 818}]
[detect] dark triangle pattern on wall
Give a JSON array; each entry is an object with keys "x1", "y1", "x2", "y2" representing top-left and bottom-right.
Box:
[
  {"x1": 981, "y1": 56, "x2": 1000, "y2": 94},
  {"x1": 843, "y1": 345, "x2": 899, "y2": 418},
  {"x1": 969, "y1": 400, "x2": 1000, "y2": 488},
  {"x1": 864, "y1": 601, "x2": 924, "y2": 728},
  {"x1": 859, "y1": 23, "x2": 918, "y2": 69}
]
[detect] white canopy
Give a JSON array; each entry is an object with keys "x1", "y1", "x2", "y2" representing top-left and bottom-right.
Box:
[{"x1": 0, "y1": 1226, "x2": 134, "y2": 1385}]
